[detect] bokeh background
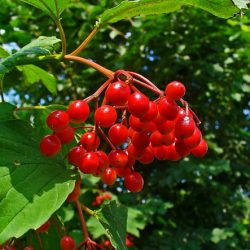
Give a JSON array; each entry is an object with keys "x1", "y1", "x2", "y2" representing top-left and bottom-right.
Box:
[{"x1": 1, "y1": 0, "x2": 250, "y2": 249}]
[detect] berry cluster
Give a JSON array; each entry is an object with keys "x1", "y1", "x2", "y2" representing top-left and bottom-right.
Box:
[
  {"x1": 92, "y1": 191, "x2": 112, "y2": 206},
  {"x1": 40, "y1": 70, "x2": 208, "y2": 192}
]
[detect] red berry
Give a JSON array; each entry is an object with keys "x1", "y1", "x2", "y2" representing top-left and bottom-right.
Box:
[
  {"x1": 128, "y1": 127, "x2": 136, "y2": 138},
  {"x1": 131, "y1": 131, "x2": 150, "y2": 150},
  {"x1": 165, "y1": 144, "x2": 181, "y2": 161},
  {"x1": 79, "y1": 152, "x2": 99, "y2": 174},
  {"x1": 124, "y1": 149, "x2": 136, "y2": 168},
  {"x1": 157, "y1": 120, "x2": 175, "y2": 134},
  {"x1": 116, "y1": 166, "x2": 132, "y2": 177},
  {"x1": 153, "y1": 145, "x2": 169, "y2": 160},
  {"x1": 128, "y1": 92, "x2": 150, "y2": 118},
  {"x1": 46, "y1": 110, "x2": 69, "y2": 131},
  {"x1": 165, "y1": 81, "x2": 186, "y2": 100},
  {"x1": 124, "y1": 172, "x2": 144, "y2": 192},
  {"x1": 141, "y1": 121, "x2": 157, "y2": 133},
  {"x1": 60, "y1": 236, "x2": 75, "y2": 250},
  {"x1": 66, "y1": 179, "x2": 81, "y2": 202},
  {"x1": 67, "y1": 100, "x2": 90, "y2": 124},
  {"x1": 55, "y1": 126, "x2": 74, "y2": 144},
  {"x1": 175, "y1": 139, "x2": 191, "y2": 157},
  {"x1": 108, "y1": 150, "x2": 128, "y2": 168},
  {"x1": 127, "y1": 143, "x2": 143, "y2": 158},
  {"x1": 158, "y1": 97, "x2": 178, "y2": 120},
  {"x1": 108, "y1": 123, "x2": 128, "y2": 146},
  {"x1": 80, "y1": 131, "x2": 100, "y2": 151},
  {"x1": 101, "y1": 168, "x2": 117, "y2": 185},
  {"x1": 154, "y1": 113, "x2": 166, "y2": 125},
  {"x1": 68, "y1": 146, "x2": 86, "y2": 167},
  {"x1": 161, "y1": 131, "x2": 175, "y2": 146},
  {"x1": 129, "y1": 115, "x2": 143, "y2": 132},
  {"x1": 23, "y1": 246, "x2": 34, "y2": 250},
  {"x1": 183, "y1": 127, "x2": 202, "y2": 149},
  {"x1": 191, "y1": 139, "x2": 208, "y2": 158},
  {"x1": 96, "y1": 150, "x2": 109, "y2": 172},
  {"x1": 94, "y1": 105, "x2": 117, "y2": 128},
  {"x1": 150, "y1": 131, "x2": 163, "y2": 147},
  {"x1": 140, "y1": 101, "x2": 158, "y2": 121},
  {"x1": 175, "y1": 115, "x2": 196, "y2": 139},
  {"x1": 40, "y1": 134, "x2": 61, "y2": 157},
  {"x1": 105, "y1": 80, "x2": 131, "y2": 105},
  {"x1": 138, "y1": 147, "x2": 154, "y2": 164},
  {"x1": 36, "y1": 220, "x2": 50, "y2": 233}
]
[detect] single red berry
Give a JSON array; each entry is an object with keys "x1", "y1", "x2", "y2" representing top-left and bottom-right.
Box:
[
  {"x1": 108, "y1": 150, "x2": 128, "y2": 168},
  {"x1": 153, "y1": 145, "x2": 169, "y2": 160},
  {"x1": 108, "y1": 123, "x2": 128, "y2": 146},
  {"x1": 55, "y1": 126, "x2": 74, "y2": 144},
  {"x1": 175, "y1": 115, "x2": 196, "y2": 139},
  {"x1": 36, "y1": 220, "x2": 51, "y2": 233},
  {"x1": 158, "y1": 97, "x2": 178, "y2": 120},
  {"x1": 105, "y1": 80, "x2": 131, "y2": 105},
  {"x1": 157, "y1": 120, "x2": 175, "y2": 134},
  {"x1": 175, "y1": 107, "x2": 193, "y2": 121},
  {"x1": 183, "y1": 127, "x2": 202, "y2": 149},
  {"x1": 154, "y1": 113, "x2": 166, "y2": 125},
  {"x1": 127, "y1": 143, "x2": 143, "y2": 158},
  {"x1": 94, "y1": 105, "x2": 117, "y2": 128},
  {"x1": 116, "y1": 166, "x2": 132, "y2": 177},
  {"x1": 101, "y1": 168, "x2": 117, "y2": 185},
  {"x1": 128, "y1": 92, "x2": 150, "y2": 118},
  {"x1": 79, "y1": 152, "x2": 99, "y2": 174},
  {"x1": 68, "y1": 146, "x2": 86, "y2": 167},
  {"x1": 124, "y1": 172, "x2": 144, "y2": 192},
  {"x1": 141, "y1": 121, "x2": 157, "y2": 133},
  {"x1": 165, "y1": 81, "x2": 186, "y2": 100},
  {"x1": 67, "y1": 100, "x2": 90, "y2": 124},
  {"x1": 124, "y1": 149, "x2": 136, "y2": 168},
  {"x1": 150, "y1": 131, "x2": 163, "y2": 147},
  {"x1": 23, "y1": 246, "x2": 34, "y2": 250},
  {"x1": 165, "y1": 144, "x2": 181, "y2": 161},
  {"x1": 191, "y1": 139, "x2": 208, "y2": 158},
  {"x1": 66, "y1": 179, "x2": 81, "y2": 202},
  {"x1": 46, "y1": 110, "x2": 69, "y2": 131},
  {"x1": 40, "y1": 135, "x2": 61, "y2": 157},
  {"x1": 80, "y1": 131, "x2": 100, "y2": 151},
  {"x1": 96, "y1": 150, "x2": 109, "y2": 172},
  {"x1": 128, "y1": 127, "x2": 136, "y2": 138},
  {"x1": 60, "y1": 236, "x2": 75, "y2": 250},
  {"x1": 138, "y1": 147, "x2": 154, "y2": 164},
  {"x1": 129, "y1": 115, "x2": 143, "y2": 132},
  {"x1": 161, "y1": 131, "x2": 175, "y2": 146},
  {"x1": 175, "y1": 139, "x2": 191, "y2": 157},
  {"x1": 131, "y1": 131, "x2": 150, "y2": 150},
  {"x1": 140, "y1": 101, "x2": 158, "y2": 122}
]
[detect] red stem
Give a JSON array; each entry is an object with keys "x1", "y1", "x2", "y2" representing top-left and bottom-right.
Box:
[
  {"x1": 75, "y1": 200, "x2": 90, "y2": 241},
  {"x1": 97, "y1": 126, "x2": 116, "y2": 150},
  {"x1": 133, "y1": 78, "x2": 164, "y2": 96}
]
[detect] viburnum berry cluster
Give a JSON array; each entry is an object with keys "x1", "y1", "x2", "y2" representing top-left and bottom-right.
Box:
[{"x1": 40, "y1": 70, "x2": 208, "y2": 192}]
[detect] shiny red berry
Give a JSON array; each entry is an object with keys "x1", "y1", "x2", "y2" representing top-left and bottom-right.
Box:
[
  {"x1": 46, "y1": 110, "x2": 69, "y2": 131},
  {"x1": 131, "y1": 131, "x2": 150, "y2": 150},
  {"x1": 138, "y1": 147, "x2": 154, "y2": 164},
  {"x1": 128, "y1": 92, "x2": 150, "y2": 118},
  {"x1": 101, "y1": 168, "x2": 117, "y2": 185},
  {"x1": 150, "y1": 131, "x2": 163, "y2": 147},
  {"x1": 183, "y1": 127, "x2": 202, "y2": 149},
  {"x1": 96, "y1": 150, "x2": 109, "y2": 172},
  {"x1": 129, "y1": 115, "x2": 143, "y2": 132},
  {"x1": 60, "y1": 236, "x2": 75, "y2": 250},
  {"x1": 161, "y1": 131, "x2": 175, "y2": 146},
  {"x1": 67, "y1": 100, "x2": 90, "y2": 124},
  {"x1": 175, "y1": 115, "x2": 196, "y2": 139},
  {"x1": 68, "y1": 146, "x2": 86, "y2": 167},
  {"x1": 36, "y1": 220, "x2": 50, "y2": 233},
  {"x1": 108, "y1": 150, "x2": 128, "y2": 168},
  {"x1": 140, "y1": 101, "x2": 158, "y2": 121},
  {"x1": 108, "y1": 123, "x2": 128, "y2": 146},
  {"x1": 157, "y1": 120, "x2": 175, "y2": 134},
  {"x1": 175, "y1": 139, "x2": 191, "y2": 157},
  {"x1": 55, "y1": 126, "x2": 74, "y2": 144},
  {"x1": 165, "y1": 81, "x2": 186, "y2": 100},
  {"x1": 80, "y1": 131, "x2": 100, "y2": 151},
  {"x1": 153, "y1": 145, "x2": 169, "y2": 160},
  {"x1": 105, "y1": 80, "x2": 131, "y2": 105},
  {"x1": 40, "y1": 135, "x2": 61, "y2": 157},
  {"x1": 94, "y1": 105, "x2": 117, "y2": 128},
  {"x1": 191, "y1": 139, "x2": 208, "y2": 158},
  {"x1": 124, "y1": 172, "x2": 144, "y2": 192},
  {"x1": 79, "y1": 152, "x2": 99, "y2": 174},
  {"x1": 165, "y1": 144, "x2": 181, "y2": 161},
  {"x1": 158, "y1": 97, "x2": 178, "y2": 120}
]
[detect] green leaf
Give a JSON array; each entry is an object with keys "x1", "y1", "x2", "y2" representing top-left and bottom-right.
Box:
[
  {"x1": 21, "y1": 0, "x2": 71, "y2": 17},
  {"x1": 94, "y1": 201, "x2": 127, "y2": 250},
  {"x1": 87, "y1": 216, "x2": 106, "y2": 239},
  {"x1": 0, "y1": 36, "x2": 60, "y2": 86},
  {"x1": 99, "y1": 0, "x2": 240, "y2": 26},
  {"x1": 20, "y1": 65, "x2": 57, "y2": 95},
  {"x1": 0, "y1": 102, "x2": 15, "y2": 120},
  {"x1": 0, "y1": 107, "x2": 76, "y2": 244},
  {"x1": 0, "y1": 47, "x2": 10, "y2": 58},
  {"x1": 232, "y1": 0, "x2": 250, "y2": 9}
]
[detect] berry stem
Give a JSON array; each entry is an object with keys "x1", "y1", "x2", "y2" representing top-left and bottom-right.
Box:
[
  {"x1": 81, "y1": 203, "x2": 95, "y2": 216},
  {"x1": 74, "y1": 126, "x2": 94, "y2": 130},
  {"x1": 35, "y1": 231, "x2": 43, "y2": 250},
  {"x1": 83, "y1": 78, "x2": 113, "y2": 103},
  {"x1": 75, "y1": 199, "x2": 90, "y2": 241},
  {"x1": 69, "y1": 27, "x2": 99, "y2": 56},
  {"x1": 64, "y1": 55, "x2": 114, "y2": 78},
  {"x1": 133, "y1": 78, "x2": 164, "y2": 96},
  {"x1": 97, "y1": 126, "x2": 116, "y2": 150}
]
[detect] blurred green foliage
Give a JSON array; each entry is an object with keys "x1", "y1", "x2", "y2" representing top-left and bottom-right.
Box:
[{"x1": 0, "y1": 0, "x2": 250, "y2": 249}]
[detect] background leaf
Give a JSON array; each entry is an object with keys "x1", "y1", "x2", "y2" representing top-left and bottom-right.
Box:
[
  {"x1": 0, "y1": 47, "x2": 10, "y2": 58},
  {"x1": 0, "y1": 104, "x2": 76, "y2": 244},
  {"x1": 21, "y1": 0, "x2": 71, "y2": 17},
  {"x1": 19, "y1": 65, "x2": 57, "y2": 95},
  {"x1": 232, "y1": 0, "x2": 250, "y2": 9},
  {"x1": 94, "y1": 201, "x2": 127, "y2": 250},
  {"x1": 99, "y1": 0, "x2": 241, "y2": 26}
]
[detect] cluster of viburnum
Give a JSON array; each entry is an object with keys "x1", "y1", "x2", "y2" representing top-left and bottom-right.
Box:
[{"x1": 40, "y1": 70, "x2": 208, "y2": 193}]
